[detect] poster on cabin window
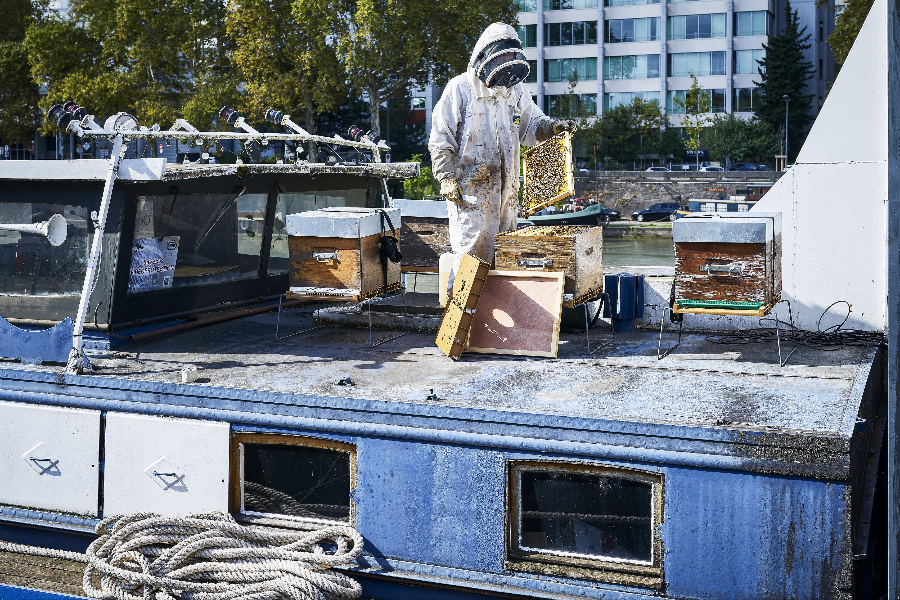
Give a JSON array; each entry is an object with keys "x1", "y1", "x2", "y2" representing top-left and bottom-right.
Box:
[{"x1": 127, "y1": 236, "x2": 179, "y2": 294}]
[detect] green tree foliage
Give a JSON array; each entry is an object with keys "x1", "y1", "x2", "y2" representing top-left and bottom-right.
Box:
[
  {"x1": 227, "y1": 0, "x2": 344, "y2": 137},
  {"x1": 0, "y1": 0, "x2": 42, "y2": 141},
  {"x1": 25, "y1": 0, "x2": 235, "y2": 131},
  {"x1": 294, "y1": 0, "x2": 517, "y2": 135},
  {"x1": 704, "y1": 113, "x2": 779, "y2": 165},
  {"x1": 818, "y1": 0, "x2": 872, "y2": 66},
  {"x1": 754, "y1": 0, "x2": 815, "y2": 161},
  {"x1": 402, "y1": 154, "x2": 440, "y2": 198},
  {"x1": 578, "y1": 98, "x2": 679, "y2": 168},
  {"x1": 674, "y1": 75, "x2": 711, "y2": 169}
]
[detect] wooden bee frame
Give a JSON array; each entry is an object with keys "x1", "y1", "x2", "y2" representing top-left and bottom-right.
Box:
[
  {"x1": 435, "y1": 254, "x2": 490, "y2": 359},
  {"x1": 521, "y1": 132, "x2": 574, "y2": 218}
]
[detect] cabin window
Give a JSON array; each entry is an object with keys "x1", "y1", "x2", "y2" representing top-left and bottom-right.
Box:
[
  {"x1": 0, "y1": 203, "x2": 89, "y2": 296},
  {"x1": 506, "y1": 461, "x2": 663, "y2": 588},
  {"x1": 231, "y1": 433, "x2": 355, "y2": 525},
  {"x1": 701, "y1": 202, "x2": 715, "y2": 212},
  {"x1": 738, "y1": 204, "x2": 749, "y2": 212},
  {"x1": 128, "y1": 193, "x2": 269, "y2": 293},
  {"x1": 267, "y1": 190, "x2": 370, "y2": 275},
  {"x1": 716, "y1": 203, "x2": 728, "y2": 212}
]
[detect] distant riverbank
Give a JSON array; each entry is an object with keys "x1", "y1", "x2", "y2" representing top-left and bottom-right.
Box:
[{"x1": 604, "y1": 222, "x2": 673, "y2": 238}]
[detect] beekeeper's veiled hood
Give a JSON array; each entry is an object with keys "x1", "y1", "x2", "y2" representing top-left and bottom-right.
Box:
[{"x1": 469, "y1": 23, "x2": 520, "y2": 68}]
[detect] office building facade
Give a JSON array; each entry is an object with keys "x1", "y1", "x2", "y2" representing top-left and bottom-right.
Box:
[{"x1": 516, "y1": 0, "x2": 834, "y2": 124}]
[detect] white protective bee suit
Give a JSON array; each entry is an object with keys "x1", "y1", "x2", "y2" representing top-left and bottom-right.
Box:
[{"x1": 428, "y1": 23, "x2": 570, "y2": 283}]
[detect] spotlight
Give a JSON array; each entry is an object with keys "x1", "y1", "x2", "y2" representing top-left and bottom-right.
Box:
[
  {"x1": 47, "y1": 104, "x2": 73, "y2": 130},
  {"x1": 347, "y1": 125, "x2": 382, "y2": 145},
  {"x1": 219, "y1": 106, "x2": 242, "y2": 126},
  {"x1": 63, "y1": 101, "x2": 86, "y2": 120},
  {"x1": 264, "y1": 109, "x2": 285, "y2": 125}
]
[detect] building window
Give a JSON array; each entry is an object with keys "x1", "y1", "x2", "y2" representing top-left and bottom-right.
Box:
[
  {"x1": 506, "y1": 461, "x2": 663, "y2": 587},
  {"x1": 544, "y1": 0, "x2": 599, "y2": 9},
  {"x1": 734, "y1": 49, "x2": 764, "y2": 74},
  {"x1": 605, "y1": 18, "x2": 660, "y2": 42},
  {"x1": 819, "y1": 58, "x2": 823, "y2": 78},
  {"x1": 230, "y1": 433, "x2": 355, "y2": 524},
  {"x1": 667, "y1": 89, "x2": 726, "y2": 113},
  {"x1": 545, "y1": 57, "x2": 598, "y2": 81},
  {"x1": 605, "y1": 0, "x2": 659, "y2": 6},
  {"x1": 519, "y1": 0, "x2": 538, "y2": 11},
  {"x1": 411, "y1": 97, "x2": 426, "y2": 110},
  {"x1": 668, "y1": 51, "x2": 725, "y2": 76},
  {"x1": 518, "y1": 24, "x2": 538, "y2": 47},
  {"x1": 604, "y1": 91, "x2": 660, "y2": 111},
  {"x1": 733, "y1": 87, "x2": 761, "y2": 112},
  {"x1": 525, "y1": 60, "x2": 538, "y2": 83},
  {"x1": 818, "y1": 20, "x2": 824, "y2": 41},
  {"x1": 544, "y1": 94, "x2": 598, "y2": 118},
  {"x1": 544, "y1": 21, "x2": 598, "y2": 45},
  {"x1": 604, "y1": 54, "x2": 660, "y2": 79},
  {"x1": 667, "y1": 14, "x2": 726, "y2": 39},
  {"x1": 734, "y1": 11, "x2": 769, "y2": 36}
]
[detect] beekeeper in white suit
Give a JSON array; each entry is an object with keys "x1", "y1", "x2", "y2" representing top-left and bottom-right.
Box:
[{"x1": 429, "y1": 22, "x2": 576, "y2": 286}]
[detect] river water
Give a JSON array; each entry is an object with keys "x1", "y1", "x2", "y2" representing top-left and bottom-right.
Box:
[{"x1": 405, "y1": 237, "x2": 674, "y2": 293}]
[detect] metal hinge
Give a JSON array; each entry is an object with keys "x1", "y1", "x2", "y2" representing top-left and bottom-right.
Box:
[
  {"x1": 312, "y1": 251, "x2": 339, "y2": 263},
  {"x1": 517, "y1": 258, "x2": 553, "y2": 270},
  {"x1": 701, "y1": 264, "x2": 742, "y2": 276}
]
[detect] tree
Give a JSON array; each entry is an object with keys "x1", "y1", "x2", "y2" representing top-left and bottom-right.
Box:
[
  {"x1": 705, "y1": 113, "x2": 778, "y2": 165},
  {"x1": 577, "y1": 98, "x2": 672, "y2": 169},
  {"x1": 0, "y1": 0, "x2": 43, "y2": 142},
  {"x1": 754, "y1": 0, "x2": 816, "y2": 161},
  {"x1": 817, "y1": 0, "x2": 872, "y2": 66},
  {"x1": 227, "y1": 0, "x2": 344, "y2": 141},
  {"x1": 294, "y1": 0, "x2": 518, "y2": 135},
  {"x1": 25, "y1": 0, "x2": 235, "y2": 132},
  {"x1": 673, "y1": 74, "x2": 712, "y2": 169},
  {"x1": 402, "y1": 154, "x2": 440, "y2": 198}
]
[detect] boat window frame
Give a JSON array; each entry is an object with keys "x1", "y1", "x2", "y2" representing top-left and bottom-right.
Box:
[
  {"x1": 229, "y1": 432, "x2": 357, "y2": 528},
  {"x1": 505, "y1": 459, "x2": 664, "y2": 589}
]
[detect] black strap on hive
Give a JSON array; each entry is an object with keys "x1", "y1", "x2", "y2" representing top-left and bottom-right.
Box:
[{"x1": 378, "y1": 209, "x2": 402, "y2": 293}]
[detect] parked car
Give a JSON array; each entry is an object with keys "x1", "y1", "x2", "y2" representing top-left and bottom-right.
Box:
[
  {"x1": 631, "y1": 202, "x2": 681, "y2": 222},
  {"x1": 756, "y1": 165, "x2": 775, "y2": 171},
  {"x1": 700, "y1": 166, "x2": 724, "y2": 172},
  {"x1": 645, "y1": 166, "x2": 670, "y2": 171},
  {"x1": 727, "y1": 163, "x2": 759, "y2": 171}
]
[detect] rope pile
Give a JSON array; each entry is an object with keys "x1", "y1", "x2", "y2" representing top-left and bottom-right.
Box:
[{"x1": 0, "y1": 512, "x2": 364, "y2": 600}]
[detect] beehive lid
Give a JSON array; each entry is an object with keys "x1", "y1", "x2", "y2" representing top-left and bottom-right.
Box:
[
  {"x1": 521, "y1": 132, "x2": 574, "y2": 218},
  {"x1": 673, "y1": 212, "x2": 782, "y2": 244},
  {"x1": 435, "y1": 254, "x2": 490, "y2": 359},
  {"x1": 497, "y1": 225, "x2": 593, "y2": 239},
  {"x1": 394, "y1": 199, "x2": 449, "y2": 219},
  {"x1": 286, "y1": 207, "x2": 401, "y2": 238}
]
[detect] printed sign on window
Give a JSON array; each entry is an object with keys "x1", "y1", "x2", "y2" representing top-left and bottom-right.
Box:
[{"x1": 128, "y1": 236, "x2": 179, "y2": 294}]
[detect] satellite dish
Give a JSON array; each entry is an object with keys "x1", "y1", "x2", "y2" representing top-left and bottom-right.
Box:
[{"x1": 104, "y1": 112, "x2": 140, "y2": 132}]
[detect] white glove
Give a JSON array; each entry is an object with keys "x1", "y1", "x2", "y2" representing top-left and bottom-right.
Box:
[{"x1": 440, "y1": 178, "x2": 464, "y2": 205}]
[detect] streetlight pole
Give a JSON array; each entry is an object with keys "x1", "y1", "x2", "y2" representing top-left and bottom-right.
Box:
[{"x1": 783, "y1": 94, "x2": 790, "y2": 163}]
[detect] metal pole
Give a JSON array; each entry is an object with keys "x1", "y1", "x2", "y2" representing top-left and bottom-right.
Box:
[
  {"x1": 783, "y1": 94, "x2": 790, "y2": 162},
  {"x1": 66, "y1": 134, "x2": 124, "y2": 374}
]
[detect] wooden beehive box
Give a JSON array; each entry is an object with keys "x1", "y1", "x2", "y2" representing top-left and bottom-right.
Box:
[
  {"x1": 521, "y1": 132, "x2": 574, "y2": 218},
  {"x1": 435, "y1": 254, "x2": 489, "y2": 359},
  {"x1": 394, "y1": 199, "x2": 450, "y2": 272},
  {"x1": 673, "y1": 212, "x2": 782, "y2": 315},
  {"x1": 286, "y1": 207, "x2": 402, "y2": 301},
  {"x1": 494, "y1": 225, "x2": 603, "y2": 307}
]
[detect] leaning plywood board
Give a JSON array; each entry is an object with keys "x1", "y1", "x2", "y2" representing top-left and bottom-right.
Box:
[
  {"x1": 521, "y1": 132, "x2": 574, "y2": 218},
  {"x1": 435, "y1": 254, "x2": 490, "y2": 359},
  {"x1": 465, "y1": 270, "x2": 564, "y2": 358}
]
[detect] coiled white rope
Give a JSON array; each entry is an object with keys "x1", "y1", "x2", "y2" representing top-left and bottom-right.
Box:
[{"x1": 0, "y1": 512, "x2": 364, "y2": 600}]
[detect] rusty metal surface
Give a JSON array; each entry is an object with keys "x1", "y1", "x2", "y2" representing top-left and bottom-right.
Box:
[{"x1": 160, "y1": 161, "x2": 419, "y2": 181}]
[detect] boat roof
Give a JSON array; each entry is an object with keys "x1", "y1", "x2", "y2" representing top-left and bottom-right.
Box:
[
  {"x1": 0, "y1": 308, "x2": 877, "y2": 481},
  {"x1": 0, "y1": 159, "x2": 419, "y2": 182}
]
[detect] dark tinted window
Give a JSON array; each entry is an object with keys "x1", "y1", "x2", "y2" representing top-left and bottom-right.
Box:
[
  {"x1": 519, "y1": 470, "x2": 653, "y2": 562},
  {"x1": 242, "y1": 442, "x2": 351, "y2": 522}
]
